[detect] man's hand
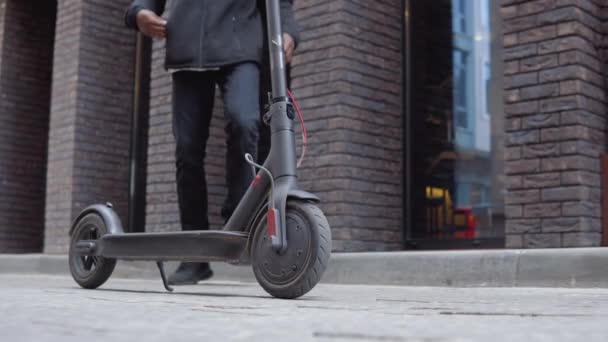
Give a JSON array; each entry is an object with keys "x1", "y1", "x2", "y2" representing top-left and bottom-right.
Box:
[
  {"x1": 283, "y1": 33, "x2": 295, "y2": 64},
  {"x1": 136, "y1": 9, "x2": 167, "y2": 39}
]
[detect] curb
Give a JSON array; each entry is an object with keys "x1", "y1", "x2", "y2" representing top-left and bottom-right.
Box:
[
  {"x1": 1, "y1": 248, "x2": 607, "y2": 288},
  {"x1": 325, "y1": 248, "x2": 608, "y2": 288}
]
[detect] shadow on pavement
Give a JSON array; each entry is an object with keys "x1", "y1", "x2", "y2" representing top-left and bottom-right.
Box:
[{"x1": 89, "y1": 287, "x2": 322, "y2": 301}]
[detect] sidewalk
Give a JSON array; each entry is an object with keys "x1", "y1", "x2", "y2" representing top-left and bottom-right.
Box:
[
  {"x1": 1, "y1": 273, "x2": 608, "y2": 342},
  {"x1": 2, "y1": 248, "x2": 608, "y2": 288}
]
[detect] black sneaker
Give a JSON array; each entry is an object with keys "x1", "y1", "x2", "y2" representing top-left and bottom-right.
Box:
[{"x1": 167, "y1": 262, "x2": 214, "y2": 285}]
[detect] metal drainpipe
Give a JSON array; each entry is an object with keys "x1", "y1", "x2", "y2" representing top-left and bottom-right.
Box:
[{"x1": 128, "y1": 33, "x2": 152, "y2": 233}]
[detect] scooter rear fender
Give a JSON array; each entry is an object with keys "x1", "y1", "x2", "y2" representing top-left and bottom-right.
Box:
[{"x1": 69, "y1": 203, "x2": 125, "y2": 236}]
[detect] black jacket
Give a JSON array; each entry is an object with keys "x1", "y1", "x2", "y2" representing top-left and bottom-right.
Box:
[{"x1": 125, "y1": 0, "x2": 299, "y2": 70}]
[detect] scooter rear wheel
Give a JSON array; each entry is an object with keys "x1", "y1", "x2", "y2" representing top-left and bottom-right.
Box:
[
  {"x1": 251, "y1": 201, "x2": 332, "y2": 299},
  {"x1": 69, "y1": 213, "x2": 116, "y2": 289}
]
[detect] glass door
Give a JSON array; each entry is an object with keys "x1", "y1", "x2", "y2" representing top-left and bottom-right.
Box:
[{"x1": 403, "y1": 0, "x2": 505, "y2": 249}]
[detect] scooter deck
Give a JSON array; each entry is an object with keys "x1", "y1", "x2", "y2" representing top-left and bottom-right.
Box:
[{"x1": 77, "y1": 231, "x2": 249, "y2": 262}]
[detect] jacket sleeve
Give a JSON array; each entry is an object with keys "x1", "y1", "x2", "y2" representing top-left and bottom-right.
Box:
[
  {"x1": 124, "y1": 0, "x2": 167, "y2": 30},
  {"x1": 279, "y1": 0, "x2": 301, "y2": 47}
]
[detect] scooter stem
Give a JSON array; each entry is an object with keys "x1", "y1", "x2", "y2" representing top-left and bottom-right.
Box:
[
  {"x1": 264, "y1": 0, "x2": 296, "y2": 254},
  {"x1": 265, "y1": 0, "x2": 288, "y2": 99}
]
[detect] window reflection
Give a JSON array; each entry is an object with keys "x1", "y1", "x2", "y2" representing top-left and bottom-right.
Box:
[{"x1": 407, "y1": 0, "x2": 504, "y2": 246}]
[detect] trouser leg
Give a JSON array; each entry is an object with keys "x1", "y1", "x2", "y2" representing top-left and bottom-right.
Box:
[
  {"x1": 171, "y1": 71, "x2": 216, "y2": 231},
  {"x1": 218, "y1": 62, "x2": 261, "y2": 220}
]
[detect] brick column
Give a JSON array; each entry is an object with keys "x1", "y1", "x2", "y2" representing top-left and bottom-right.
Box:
[
  {"x1": 0, "y1": 0, "x2": 56, "y2": 252},
  {"x1": 44, "y1": 0, "x2": 136, "y2": 253},
  {"x1": 293, "y1": 0, "x2": 403, "y2": 251},
  {"x1": 503, "y1": 0, "x2": 606, "y2": 248}
]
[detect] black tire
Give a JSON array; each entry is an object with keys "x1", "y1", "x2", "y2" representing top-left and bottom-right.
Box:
[
  {"x1": 251, "y1": 201, "x2": 332, "y2": 299},
  {"x1": 69, "y1": 213, "x2": 116, "y2": 289}
]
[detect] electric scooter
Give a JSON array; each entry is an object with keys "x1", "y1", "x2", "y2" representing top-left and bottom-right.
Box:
[{"x1": 68, "y1": 0, "x2": 332, "y2": 299}]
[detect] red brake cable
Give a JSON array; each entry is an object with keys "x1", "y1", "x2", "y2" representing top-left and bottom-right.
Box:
[{"x1": 287, "y1": 89, "x2": 307, "y2": 168}]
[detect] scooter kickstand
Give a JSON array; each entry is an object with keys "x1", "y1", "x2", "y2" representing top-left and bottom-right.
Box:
[{"x1": 156, "y1": 261, "x2": 174, "y2": 292}]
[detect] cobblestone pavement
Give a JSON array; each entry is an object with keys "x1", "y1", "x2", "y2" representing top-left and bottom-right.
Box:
[{"x1": 1, "y1": 274, "x2": 607, "y2": 342}]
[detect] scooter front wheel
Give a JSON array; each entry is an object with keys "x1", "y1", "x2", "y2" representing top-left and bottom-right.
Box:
[
  {"x1": 68, "y1": 213, "x2": 116, "y2": 289},
  {"x1": 251, "y1": 201, "x2": 332, "y2": 299}
]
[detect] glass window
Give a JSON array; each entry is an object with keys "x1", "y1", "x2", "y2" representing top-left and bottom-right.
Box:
[
  {"x1": 406, "y1": 0, "x2": 504, "y2": 248},
  {"x1": 453, "y1": 50, "x2": 468, "y2": 129},
  {"x1": 484, "y1": 62, "x2": 491, "y2": 116},
  {"x1": 452, "y1": 0, "x2": 467, "y2": 34}
]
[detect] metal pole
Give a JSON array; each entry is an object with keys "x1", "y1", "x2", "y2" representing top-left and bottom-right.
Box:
[{"x1": 128, "y1": 33, "x2": 151, "y2": 233}]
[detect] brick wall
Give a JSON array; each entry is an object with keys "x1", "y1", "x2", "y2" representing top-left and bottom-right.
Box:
[
  {"x1": 601, "y1": 1, "x2": 608, "y2": 247},
  {"x1": 144, "y1": 0, "x2": 403, "y2": 251},
  {"x1": 145, "y1": 35, "x2": 178, "y2": 233},
  {"x1": 4, "y1": 0, "x2": 608, "y2": 253},
  {"x1": 0, "y1": 1, "x2": 4, "y2": 62},
  {"x1": 0, "y1": 0, "x2": 56, "y2": 252},
  {"x1": 293, "y1": 0, "x2": 403, "y2": 251},
  {"x1": 603, "y1": 1, "x2": 608, "y2": 94},
  {"x1": 502, "y1": 0, "x2": 607, "y2": 248},
  {"x1": 44, "y1": 0, "x2": 136, "y2": 253}
]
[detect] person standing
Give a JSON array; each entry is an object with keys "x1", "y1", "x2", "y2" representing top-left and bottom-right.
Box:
[{"x1": 124, "y1": 0, "x2": 300, "y2": 285}]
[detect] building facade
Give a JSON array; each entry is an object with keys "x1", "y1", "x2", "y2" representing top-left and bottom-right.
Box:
[{"x1": 0, "y1": 0, "x2": 606, "y2": 254}]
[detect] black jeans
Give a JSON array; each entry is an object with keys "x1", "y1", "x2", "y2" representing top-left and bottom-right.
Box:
[{"x1": 172, "y1": 63, "x2": 260, "y2": 231}]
